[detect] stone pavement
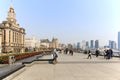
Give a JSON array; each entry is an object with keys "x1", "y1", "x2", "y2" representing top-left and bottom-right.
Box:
[{"x1": 5, "y1": 53, "x2": 120, "y2": 80}]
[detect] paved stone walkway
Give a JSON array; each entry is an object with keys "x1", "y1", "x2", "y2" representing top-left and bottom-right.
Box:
[{"x1": 8, "y1": 53, "x2": 120, "y2": 80}]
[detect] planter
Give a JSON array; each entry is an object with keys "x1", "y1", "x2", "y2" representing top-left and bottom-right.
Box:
[{"x1": 0, "y1": 50, "x2": 51, "y2": 64}]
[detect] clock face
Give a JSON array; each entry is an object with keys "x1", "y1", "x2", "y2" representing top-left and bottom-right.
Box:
[
  {"x1": 9, "y1": 13, "x2": 13, "y2": 17},
  {"x1": 11, "y1": 19, "x2": 13, "y2": 21},
  {"x1": 7, "y1": 12, "x2": 16, "y2": 21},
  {"x1": 8, "y1": 13, "x2": 15, "y2": 18}
]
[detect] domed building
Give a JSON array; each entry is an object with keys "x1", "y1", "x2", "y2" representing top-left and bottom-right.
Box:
[{"x1": 0, "y1": 7, "x2": 25, "y2": 53}]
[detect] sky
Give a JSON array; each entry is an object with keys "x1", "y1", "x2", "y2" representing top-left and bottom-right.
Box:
[{"x1": 0, "y1": 0, "x2": 120, "y2": 46}]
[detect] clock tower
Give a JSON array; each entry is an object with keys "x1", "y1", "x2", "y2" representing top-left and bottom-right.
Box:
[
  {"x1": 6, "y1": 7, "x2": 16, "y2": 24},
  {"x1": 0, "y1": 0, "x2": 25, "y2": 53}
]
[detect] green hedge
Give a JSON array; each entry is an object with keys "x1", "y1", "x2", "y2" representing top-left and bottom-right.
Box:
[{"x1": 0, "y1": 50, "x2": 51, "y2": 64}]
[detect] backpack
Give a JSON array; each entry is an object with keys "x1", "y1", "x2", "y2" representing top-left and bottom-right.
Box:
[{"x1": 54, "y1": 53, "x2": 58, "y2": 58}]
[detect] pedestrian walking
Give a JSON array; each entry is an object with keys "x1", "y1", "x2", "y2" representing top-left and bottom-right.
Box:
[
  {"x1": 109, "y1": 49, "x2": 113, "y2": 59},
  {"x1": 95, "y1": 49, "x2": 100, "y2": 57},
  {"x1": 70, "y1": 50, "x2": 73, "y2": 56},
  {"x1": 87, "y1": 50, "x2": 92, "y2": 59},
  {"x1": 103, "y1": 49, "x2": 107, "y2": 59},
  {"x1": 106, "y1": 49, "x2": 110, "y2": 60}
]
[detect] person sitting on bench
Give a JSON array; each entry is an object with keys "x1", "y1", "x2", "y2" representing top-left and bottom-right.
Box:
[{"x1": 51, "y1": 52, "x2": 58, "y2": 64}]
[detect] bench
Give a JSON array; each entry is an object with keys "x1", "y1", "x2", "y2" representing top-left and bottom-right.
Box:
[
  {"x1": 17, "y1": 55, "x2": 37, "y2": 64},
  {"x1": 18, "y1": 54, "x2": 44, "y2": 64},
  {"x1": 35, "y1": 56, "x2": 56, "y2": 64},
  {"x1": 17, "y1": 52, "x2": 57, "y2": 64}
]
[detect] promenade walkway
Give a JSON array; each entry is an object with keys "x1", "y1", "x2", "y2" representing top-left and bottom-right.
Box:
[{"x1": 5, "y1": 53, "x2": 120, "y2": 80}]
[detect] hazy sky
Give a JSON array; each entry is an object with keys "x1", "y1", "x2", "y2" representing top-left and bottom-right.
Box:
[{"x1": 0, "y1": 0, "x2": 120, "y2": 46}]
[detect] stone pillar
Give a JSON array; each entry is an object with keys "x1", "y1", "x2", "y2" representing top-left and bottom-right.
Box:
[
  {"x1": 0, "y1": 29, "x2": 2, "y2": 53},
  {"x1": 6, "y1": 29, "x2": 9, "y2": 44}
]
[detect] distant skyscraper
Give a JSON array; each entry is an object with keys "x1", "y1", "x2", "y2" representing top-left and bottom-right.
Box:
[
  {"x1": 118, "y1": 32, "x2": 120, "y2": 50},
  {"x1": 109, "y1": 40, "x2": 112, "y2": 48},
  {"x1": 109, "y1": 40, "x2": 116, "y2": 49},
  {"x1": 104, "y1": 45, "x2": 109, "y2": 48},
  {"x1": 111, "y1": 41, "x2": 116, "y2": 49},
  {"x1": 86, "y1": 41, "x2": 89, "y2": 48},
  {"x1": 95, "y1": 40, "x2": 99, "y2": 48},
  {"x1": 77, "y1": 42, "x2": 80, "y2": 49},
  {"x1": 90, "y1": 40, "x2": 94, "y2": 49}
]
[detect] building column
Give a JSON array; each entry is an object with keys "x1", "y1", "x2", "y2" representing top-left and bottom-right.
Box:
[{"x1": 0, "y1": 29, "x2": 2, "y2": 53}]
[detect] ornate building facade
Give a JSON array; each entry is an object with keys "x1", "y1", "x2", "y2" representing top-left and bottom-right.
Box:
[
  {"x1": 25, "y1": 37, "x2": 40, "y2": 52},
  {"x1": 51, "y1": 38, "x2": 59, "y2": 48},
  {"x1": 40, "y1": 38, "x2": 59, "y2": 49},
  {"x1": 0, "y1": 7, "x2": 25, "y2": 53}
]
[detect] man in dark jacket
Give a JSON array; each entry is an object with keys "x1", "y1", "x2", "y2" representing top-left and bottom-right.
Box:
[{"x1": 95, "y1": 49, "x2": 100, "y2": 57}]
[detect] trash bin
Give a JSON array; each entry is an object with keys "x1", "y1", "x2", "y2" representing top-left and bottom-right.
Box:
[
  {"x1": 9, "y1": 56, "x2": 15, "y2": 65},
  {"x1": 9, "y1": 56, "x2": 13, "y2": 65},
  {"x1": 12, "y1": 56, "x2": 15, "y2": 63}
]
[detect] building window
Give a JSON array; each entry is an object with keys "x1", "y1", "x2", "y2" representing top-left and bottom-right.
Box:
[
  {"x1": 15, "y1": 32, "x2": 16, "y2": 42},
  {"x1": 17, "y1": 33, "x2": 18, "y2": 43},
  {"x1": 23, "y1": 35, "x2": 24, "y2": 44},
  {"x1": 15, "y1": 32, "x2": 16, "y2": 43},
  {"x1": 4, "y1": 30, "x2": 6, "y2": 42},
  {"x1": 13, "y1": 31, "x2": 14, "y2": 42},
  {"x1": 9, "y1": 30, "x2": 11, "y2": 43}
]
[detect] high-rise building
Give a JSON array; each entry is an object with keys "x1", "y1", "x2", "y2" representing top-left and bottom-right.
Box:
[
  {"x1": 0, "y1": 7, "x2": 25, "y2": 53},
  {"x1": 90, "y1": 40, "x2": 94, "y2": 49},
  {"x1": 112, "y1": 41, "x2": 116, "y2": 49},
  {"x1": 104, "y1": 45, "x2": 109, "y2": 48},
  {"x1": 86, "y1": 41, "x2": 89, "y2": 48},
  {"x1": 77, "y1": 42, "x2": 80, "y2": 49},
  {"x1": 109, "y1": 40, "x2": 116, "y2": 49},
  {"x1": 95, "y1": 40, "x2": 99, "y2": 48},
  {"x1": 118, "y1": 32, "x2": 120, "y2": 50},
  {"x1": 109, "y1": 40, "x2": 112, "y2": 48}
]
